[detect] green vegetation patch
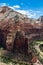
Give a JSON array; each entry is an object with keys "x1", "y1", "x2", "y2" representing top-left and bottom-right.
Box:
[
  {"x1": 39, "y1": 44, "x2": 43, "y2": 52},
  {"x1": 0, "y1": 55, "x2": 30, "y2": 65}
]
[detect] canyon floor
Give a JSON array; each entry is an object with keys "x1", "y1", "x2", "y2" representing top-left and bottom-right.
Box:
[{"x1": 0, "y1": 41, "x2": 43, "y2": 65}]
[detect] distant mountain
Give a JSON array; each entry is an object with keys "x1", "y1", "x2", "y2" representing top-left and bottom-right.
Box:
[{"x1": 37, "y1": 16, "x2": 43, "y2": 23}]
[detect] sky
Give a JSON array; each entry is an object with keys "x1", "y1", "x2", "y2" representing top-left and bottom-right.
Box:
[{"x1": 0, "y1": 0, "x2": 43, "y2": 19}]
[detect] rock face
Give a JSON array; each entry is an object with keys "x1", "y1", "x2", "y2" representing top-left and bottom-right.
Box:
[{"x1": 0, "y1": 6, "x2": 43, "y2": 54}]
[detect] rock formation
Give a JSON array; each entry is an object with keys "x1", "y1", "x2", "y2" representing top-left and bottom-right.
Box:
[{"x1": 0, "y1": 6, "x2": 43, "y2": 55}]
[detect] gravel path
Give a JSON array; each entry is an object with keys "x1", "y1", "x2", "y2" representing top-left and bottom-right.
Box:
[
  {"x1": 0, "y1": 62, "x2": 8, "y2": 65},
  {"x1": 35, "y1": 42, "x2": 43, "y2": 59}
]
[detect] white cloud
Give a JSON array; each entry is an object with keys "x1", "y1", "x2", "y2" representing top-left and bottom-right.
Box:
[
  {"x1": 0, "y1": 3, "x2": 9, "y2": 6},
  {"x1": 0, "y1": 3, "x2": 41, "y2": 18},
  {"x1": 8, "y1": 6, "x2": 15, "y2": 10},
  {"x1": 16, "y1": 10, "x2": 27, "y2": 14},
  {"x1": 16, "y1": 10, "x2": 36, "y2": 18},
  {"x1": 8, "y1": 5, "x2": 20, "y2": 10},
  {"x1": 0, "y1": 3, "x2": 20, "y2": 10},
  {"x1": 13, "y1": 5, "x2": 20, "y2": 8},
  {"x1": 36, "y1": 11, "x2": 41, "y2": 13},
  {"x1": 16, "y1": 9, "x2": 42, "y2": 18},
  {"x1": 0, "y1": 3, "x2": 20, "y2": 8},
  {"x1": 0, "y1": 3, "x2": 7, "y2": 6}
]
